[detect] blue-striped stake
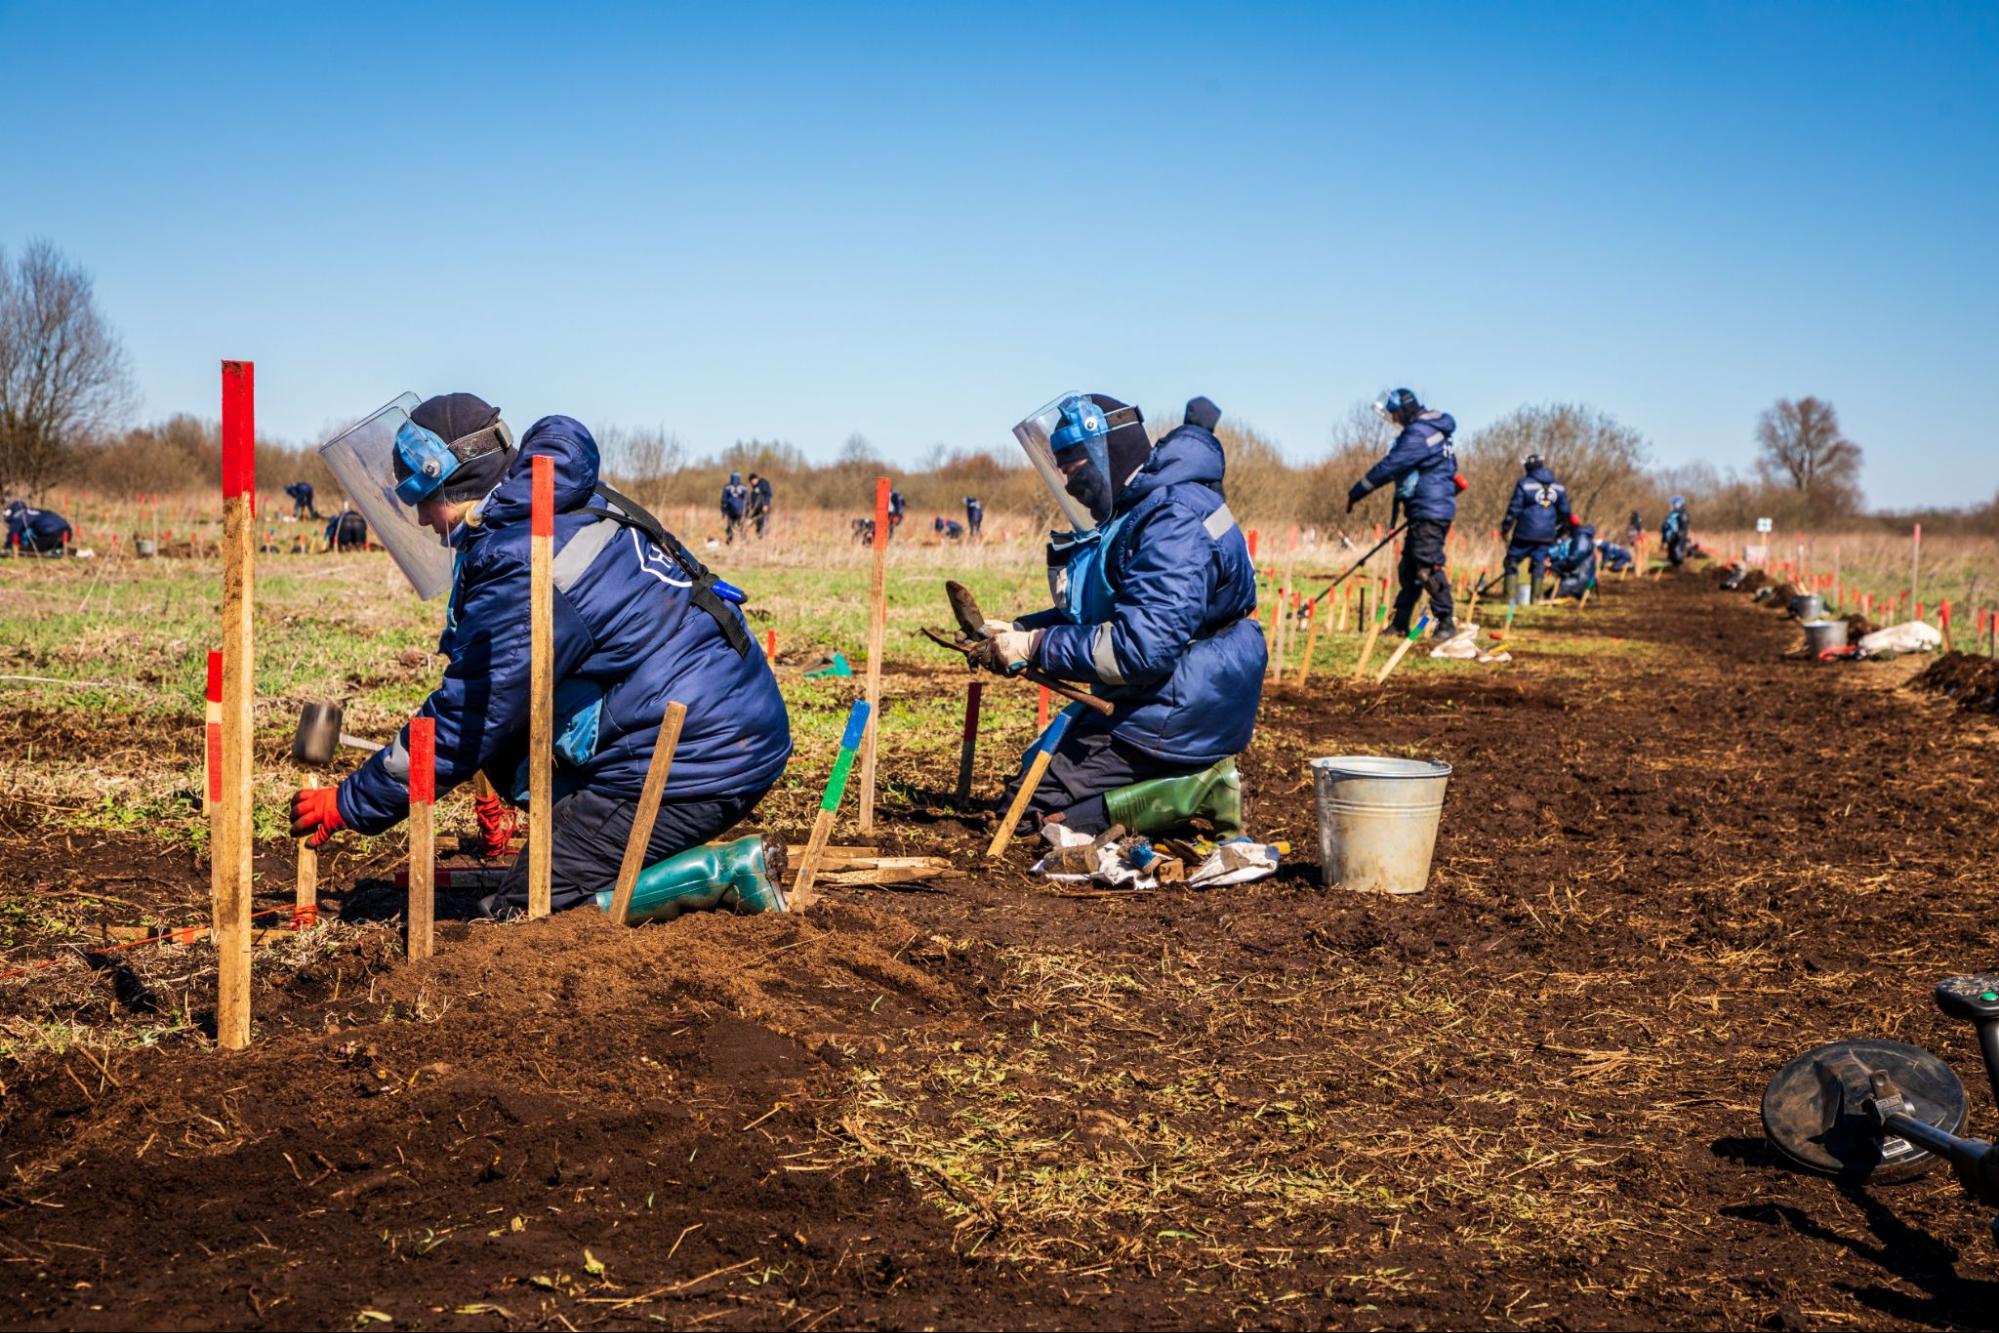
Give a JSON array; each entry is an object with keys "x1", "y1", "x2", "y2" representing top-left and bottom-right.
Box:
[{"x1": 792, "y1": 699, "x2": 872, "y2": 903}]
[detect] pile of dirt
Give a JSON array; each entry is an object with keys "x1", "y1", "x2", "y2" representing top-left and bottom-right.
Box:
[
  {"x1": 1911, "y1": 650, "x2": 1999, "y2": 711},
  {"x1": 1763, "y1": 581, "x2": 1799, "y2": 607},
  {"x1": 1844, "y1": 612, "x2": 1878, "y2": 639}
]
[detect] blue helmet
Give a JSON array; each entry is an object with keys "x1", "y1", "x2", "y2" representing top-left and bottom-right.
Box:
[
  {"x1": 729, "y1": 472, "x2": 742, "y2": 485},
  {"x1": 1374, "y1": 388, "x2": 1422, "y2": 427},
  {"x1": 1670, "y1": 495, "x2": 1685, "y2": 509}
]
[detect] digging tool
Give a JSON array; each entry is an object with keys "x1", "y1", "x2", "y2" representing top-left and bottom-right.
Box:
[
  {"x1": 1763, "y1": 973, "x2": 1999, "y2": 1245},
  {"x1": 1373, "y1": 613, "x2": 1430, "y2": 685},
  {"x1": 955, "y1": 680, "x2": 983, "y2": 804},
  {"x1": 1305, "y1": 523, "x2": 1408, "y2": 613},
  {"x1": 919, "y1": 627, "x2": 1114, "y2": 716},
  {"x1": 791, "y1": 699, "x2": 871, "y2": 908},
  {"x1": 940, "y1": 580, "x2": 1116, "y2": 715},
  {"x1": 290, "y1": 700, "x2": 385, "y2": 767},
  {"x1": 986, "y1": 703, "x2": 1079, "y2": 859},
  {"x1": 606, "y1": 702, "x2": 689, "y2": 926}
]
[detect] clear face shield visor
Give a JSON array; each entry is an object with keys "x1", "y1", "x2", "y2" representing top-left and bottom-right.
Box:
[
  {"x1": 1012, "y1": 393, "x2": 1141, "y2": 532},
  {"x1": 317, "y1": 393, "x2": 457, "y2": 600}
]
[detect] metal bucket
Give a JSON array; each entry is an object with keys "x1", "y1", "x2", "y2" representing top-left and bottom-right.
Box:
[
  {"x1": 1513, "y1": 584, "x2": 1532, "y2": 606},
  {"x1": 1803, "y1": 619, "x2": 1848, "y2": 656},
  {"x1": 1789, "y1": 594, "x2": 1824, "y2": 620},
  {"x1": 1311, "y1": 756, "x2": 1452, "y2": 895},
  {"x1": 135, "y1": 538, "x2": 158, "y2": 559}
]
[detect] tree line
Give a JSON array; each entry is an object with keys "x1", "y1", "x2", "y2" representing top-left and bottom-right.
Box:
[{"x1": 4, "y1": 239, "x2": 1970, "y2": 535}]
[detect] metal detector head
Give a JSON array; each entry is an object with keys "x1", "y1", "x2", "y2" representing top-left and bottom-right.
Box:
[
  {"x1": 945, "y1": 580, "x2": 984, "y2": 641},
  {"x1": 1762, "y1": 1038, "x2": 1967, "y2": 1183},
  {"x1": 292, "y1": 700, "x2": 345, "y2": 768}
]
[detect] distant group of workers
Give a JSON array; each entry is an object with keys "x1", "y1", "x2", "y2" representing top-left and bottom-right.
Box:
[
  {"x1": 718, "y1": 472, "x2": 773, "y2": 544},
  {"x1": 1483, "y1": 458, "x2": 1690, "y2": 605}
]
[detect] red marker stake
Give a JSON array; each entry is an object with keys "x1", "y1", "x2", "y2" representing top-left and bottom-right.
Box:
[
  {"x1": 204, "y1": 650, "x2": 222, "y2": 817},
  {"x1": 527, "y1": 455, "x2": 555, "y2": 919},
  {"x1": 1037, "y1": 683, "x2": 1051, "y2": 730},
  {"x1": 407, "y1": 716, "x2": 436, "y2": 961},
  {"x1": 215, "y1": 361, "x2": 256, "y2": 1052},
  {"x1": 955, "y1": 680, "x2": 984, "y2": 804}
]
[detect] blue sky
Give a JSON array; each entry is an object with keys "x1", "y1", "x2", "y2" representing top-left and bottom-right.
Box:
[{"x1": 2, "y1": 1, "x2": 1993, "y2": 507}]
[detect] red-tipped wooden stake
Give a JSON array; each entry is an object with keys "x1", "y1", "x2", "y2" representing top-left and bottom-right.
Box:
[
  {"x1": 204, "y1": 650, "x2": 222, "y2": 818},
  {"x1": 527, "y1": 455, "x2": 554, "y2": 918},
  {"x1": 215, "y1": 362, "x2": 256, "y2": 1051},
  {"x1": 407, "y1": 716, "x2": 436, "y2": 959},
  {"x1": 955, "y1": 680, "x2": 984, "y2": 804},
  {"x1": 857, "y1": 477, "x2": 891, "y2": 833}
]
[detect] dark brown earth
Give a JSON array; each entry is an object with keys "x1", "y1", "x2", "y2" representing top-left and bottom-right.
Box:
[{"x1": 5, "y1": 574, "x2": 1999, "y2": 1329}]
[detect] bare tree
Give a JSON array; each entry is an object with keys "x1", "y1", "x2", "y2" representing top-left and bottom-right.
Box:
[
  {"x1": 1755, "y1": 396, "x2": 1863, "y2": 515},
  {"x1": 0, "y1": 240, "x2": 136, "y2": 497}
]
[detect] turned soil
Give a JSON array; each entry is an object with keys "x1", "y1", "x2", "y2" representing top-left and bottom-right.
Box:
[{"x1": 4, "y1": 575, "x2": 1999, "y2": 1329}]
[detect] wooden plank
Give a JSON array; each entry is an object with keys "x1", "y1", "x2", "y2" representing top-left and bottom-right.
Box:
[
  {"x1": 856, "y1": 477, "x2": 891, "y2": 833},
  {"x1": 407, "y1": 716, "x2": 435, "y2": 961},
  {"x1": 214, "y1": 360, "x2": 256, "y2": 1051},
  {"x1": 527, "y1": 454, "x2": 555, "y2": 919},
  {"x1": 606, "y1": 701, "x2": 688, "y2": 926}
]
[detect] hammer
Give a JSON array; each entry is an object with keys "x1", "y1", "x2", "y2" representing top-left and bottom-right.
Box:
[{"x1": 291, "y1": 700, "x2": 383, "y2": 766}]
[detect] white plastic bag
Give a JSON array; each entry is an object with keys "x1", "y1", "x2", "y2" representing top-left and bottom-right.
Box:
[
  {"x1": 1429, "y1": 623, "x2": 1481, "y2": 659},
  {"x1": 1858, "y1": 620, "x2": 1943, "y2": 655}
]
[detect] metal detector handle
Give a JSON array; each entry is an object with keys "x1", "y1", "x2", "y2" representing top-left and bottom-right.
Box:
[
  {"x1": 1881, "y1": 1113, "x2": 1999, "y2": 1210},
  {"x1": 1933, "y1": 976, "x2": 1999, "y2": 1112}
]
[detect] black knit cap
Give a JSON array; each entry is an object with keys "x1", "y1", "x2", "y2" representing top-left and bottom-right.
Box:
[{"x1": 408, "y1": 392, "x2": 512, "y2": 502}]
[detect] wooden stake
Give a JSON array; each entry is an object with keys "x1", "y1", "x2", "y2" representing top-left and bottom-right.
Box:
[
  {"x1": 1351, "y1": 603, "x2": 1387, "y2": 680},
  {"x1": 606, "y1": 701, "x2": 688, "y2": 926},
  {"x1": 295, "y1": 775, "x2": 318, "y2": 929},
  {"x1": 1037, "y1": 683, "x2": 1050, "y2": 729},
  {"x1": 1293, "y1": 601, "x2": 1322, "y2": 687},
  {"x1": 407, "y1": 716, "x2": 435, "y2": 961},
  {"x1": 857, "y1": 477, "x2": 891, "y2": 833},
  {"x1": 527, "y1": 454, "x2": 555, "y2": 919},
  {"x1": 954, "y1": 680, "x2": 983, "y2": 805},
  {"x1": 987, "y1": 706, "x2": 1075, "y2": 859},
  {"x1": 1374, "y1": 614, "x2": 1428, "y2": 685},
  {"x1": 794, "y1": 700, "x2": 871, "y2": 906},
  {"x1": 214, "y1": 361, "x2": 255, "y2": 1051}
]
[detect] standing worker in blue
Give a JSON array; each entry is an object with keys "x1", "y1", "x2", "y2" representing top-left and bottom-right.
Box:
[
  {"x1": 1498, "y1": 453, "x2": 1571, "y2": 604},
  {"x1": 974, "y1": 393, "x2": 1260, "y2": 837},
  {"x1": 295, "y1": 392, "x2": 793, "y2": 921},
  {"x1": 720, "y1": 472, "x2": 750, "y2": 545},
  {"x1": 886, "y1": 486, "x2": 907, "y2": 539},
  {"x1": 1345, "y1": 388, "x2": 1461, "y2": 638},
  {"x1": 5, "y1": 500, "x2": 72, "y2": 556},
  {"x1": 747, "y1": 472, "x2": 773, "y2": 539},
  {"x1": 964, "y1": 495, "x2": 984, "y2": 540},
  {"x1": 1662, "y1": 496, "x2": 1691, "y2": 567},
  {"x1": 284, "y1": 481, "x2": 321, "y2": 520}
]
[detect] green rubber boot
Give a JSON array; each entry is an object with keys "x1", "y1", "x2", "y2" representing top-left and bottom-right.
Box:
[
  {"x1": 594, "y1": 834, "x2": 787, "y2": 926},
  {"x1": 1102, "y1": 758, "x2": 1244, "y2": 838},
  {"x1": 1501, "y1": 569, "x2": 1519, "y2": 607}
]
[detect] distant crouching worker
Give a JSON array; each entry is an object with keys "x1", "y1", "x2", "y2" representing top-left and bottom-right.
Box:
[
  {"x1": 4, "y1": 500, "x2": 72, "y2": 556},
  {"x1": 284, "y1": 481, "x2": 321, "y2": 520},
  {"x1": 325, "y1": 505, "x2": 368, "y2": 552},
  {"x1": 1548, "y1": 516, "x2": 1598, "y2": 600}
]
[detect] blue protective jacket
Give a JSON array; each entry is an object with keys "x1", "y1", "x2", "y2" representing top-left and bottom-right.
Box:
[
  {"x1": 1502, "y1": 466, "x2": 1571, "y2": 544},
  {"x1": 4, "y1": 503, "x2": 70, "y2": 553},
  {"x1": 339, "y1": 417, "x2": 791, "y2": 835},
  {"x1": 285, "y1": 482, "x2": 314, "y2": 505},
  {"x1": 1663, "y1": 507, "x2": 1689, "y2": 542},
  {"x1": 1019, "y1": 423, "x2": 1265, "y2": 764},
  {"x1": 720, "y1": 482, "x2": 748, "y2": 518},
  {"x1": 1550, "y1": 524, "x2": 1597, "y2": 576},
  {"x1": 1349, "y1": 411, "x2": 1458, "y2": 522}
]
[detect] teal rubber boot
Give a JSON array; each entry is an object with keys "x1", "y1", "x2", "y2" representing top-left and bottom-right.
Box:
[
  {"x1": 594, "y1": 834, "x2": 787, "y2": 926},
  {"x1": 1101, "y1": 758, "x2": 1244, "y2": 838}
]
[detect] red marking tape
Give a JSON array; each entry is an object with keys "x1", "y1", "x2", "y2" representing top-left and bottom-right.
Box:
[
  {"x1": 206, "y1": 650, "x2": 223, "y2": 704},
  {"x1": 531, "y1": 454, "x2": 555, "y2": 538},
  {"x1": 872, "y1": 477, "x2": 890, "y2": 550},
  {"x1": 220, "y1": 361, "x2": 255, "y2": 505}
]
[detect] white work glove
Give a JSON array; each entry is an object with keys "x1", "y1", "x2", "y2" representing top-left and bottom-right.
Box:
[
  {"x1": 970, "y1": 626, "x2": 1042, "y2": 675},
  {"x1": 979, "y1": 618, "x2": 1017, "y2": 638}
]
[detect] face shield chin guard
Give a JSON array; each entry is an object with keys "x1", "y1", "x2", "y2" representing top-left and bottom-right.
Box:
[
  {"x1": 1013, "y1": 393, "x2": 1140, "y2": 533},
  {"x1": 317, "y1": 393, "x2": 456, "y2": 600}
]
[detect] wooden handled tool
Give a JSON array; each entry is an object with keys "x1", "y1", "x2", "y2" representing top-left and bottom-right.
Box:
[{"x1": 919, "y1": 627, "x2": 1115, "y2": 717}]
